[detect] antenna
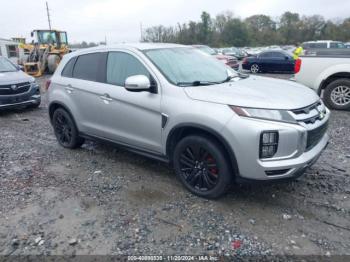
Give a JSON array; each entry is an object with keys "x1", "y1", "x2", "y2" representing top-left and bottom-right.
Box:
[{"x1": 46, "y1": 1, "x2": 52, "y2": 30}]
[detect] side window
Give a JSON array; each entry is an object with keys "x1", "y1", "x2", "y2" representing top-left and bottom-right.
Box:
[
  {"x1": 61, "y1": 57, "x2": 76, "y2": 77},
  {"x1": 315, "y1": 43, "x2": 327, "y2": 48},
  {"x1": 270, "y1": 52, "x2": 284, "y2": 58},
  {"x1": 259, "y1": 53, "x2": 271, "y2": 58},
  {"x1": 107, "y1": 52, "x2": 150, "y2": 86},
  {"x1": 7, "y1": 45, "x2": 17, "y2": 58},
  {"x1": 73, "y1": 53, "x2": 104, "y2": 82}
]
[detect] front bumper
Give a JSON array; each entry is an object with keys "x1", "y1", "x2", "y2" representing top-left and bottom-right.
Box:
[
  {"x1": 222, "y1": 111, "x2": 330, "y2": 181},
  {"x1": 0, "y1": 84, "x2": 41, "y2": 109}
]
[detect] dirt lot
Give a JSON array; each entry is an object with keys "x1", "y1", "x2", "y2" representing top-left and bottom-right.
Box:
[{"x1": 0, "y1": 73, "x2": 349, "y2": 258}]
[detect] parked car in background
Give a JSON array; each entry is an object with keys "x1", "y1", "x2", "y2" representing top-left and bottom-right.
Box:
[
  {"x1": 242, "y1": 50, "x2": 295, "y2": 73},
  {"x1": 222, "y1": 47, "x2": 246, "y2": 60},
  {"x1": 344, "y1": 42, "x2": 350, "y2": 48},
  {"x1": 48, "y1": 43, "x2": 329, "y2": 198},
  {"x1": 302, "y1": 40, "x2": 346, "y2": 55},
  {"x1": 0, "y1": 56, "x2": 41, "y2": 110},
  {"x1": 295, "y1": 52, "x2": 350, "y2": 110},
  {"x1": 193, "y1": 45, "x2": 239, "y2": 70},
  {"x1": 302, "y1": 40, "x2": 346, "y2": 50}
]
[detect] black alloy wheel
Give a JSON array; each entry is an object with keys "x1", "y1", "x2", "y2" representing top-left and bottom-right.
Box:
[
  {"x1": 173, "y1": 135, "x2": 232, "y2": 199},
  {"x1": 52, "y1": 108, "x2": 84, "y2": 148}
]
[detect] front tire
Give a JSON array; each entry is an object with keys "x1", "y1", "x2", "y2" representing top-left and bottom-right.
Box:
[
  {"x1": 52, "y1": 108, "x2": 85, "y2": 149},
  {"x1": 173, "y1": 135, "x2": 233, "y2": 199},
  {"x1": 47, "y1": 55, "x2": 61, "y2": 74},
  {"x1": 323, "y1": 78, "x2": 350, "y2": 110}
]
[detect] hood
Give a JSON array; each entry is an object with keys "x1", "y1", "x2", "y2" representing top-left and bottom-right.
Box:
[
  {"x1": 184, "y1": 75, "x2": 319, "y2": 110},
  {"x1": 0, "y1": 70, "x2": 33, "y2": 85}
]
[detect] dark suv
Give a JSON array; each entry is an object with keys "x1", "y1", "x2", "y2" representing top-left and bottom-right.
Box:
[{"x1": 0, "y1": 56, "x2": 41, "y2": 110}]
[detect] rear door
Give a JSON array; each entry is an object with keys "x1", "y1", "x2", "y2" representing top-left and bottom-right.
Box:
[
  {"x1": 67, "y1": 51, "x2": 109, "y2": 135},
  {"x1": 257, "y1": 52, "x2": 272, "y2": 71}
]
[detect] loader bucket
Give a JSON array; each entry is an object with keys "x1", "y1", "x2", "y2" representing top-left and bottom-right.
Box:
[{"x1": 23, "y1": 62, "x2": 43, "y2": 77}]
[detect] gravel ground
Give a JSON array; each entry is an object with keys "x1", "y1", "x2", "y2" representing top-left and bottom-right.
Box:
[{"x1": 0, "y1": 73, "x2": 349, "y2": 258}]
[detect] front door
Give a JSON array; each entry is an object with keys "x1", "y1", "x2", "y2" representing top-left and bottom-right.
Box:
[{"x1": 96, "y1": 51, "x2": 162, "y2": 153}]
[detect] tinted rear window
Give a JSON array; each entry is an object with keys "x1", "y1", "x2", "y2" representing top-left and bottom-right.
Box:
[
  {"x1": 73, "y1": 53, "x2": 104, "y2": 82},
  {"x1": 61, "y1": 57, "x2": 76, "y2": 77}
]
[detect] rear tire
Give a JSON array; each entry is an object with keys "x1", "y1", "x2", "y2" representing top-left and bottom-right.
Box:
[
  {"x1": 250, "y1": 63, "x2": 259, "y2": 74},
  {"x1": 52, "y1": 108, "x2": 85, "y2": 149},
  {"x1": 323, "y1": 78, "x2": 350, "y2": 110},
  {"x1": 173, "y1": 135, "x2": 233, "y2": 199}
]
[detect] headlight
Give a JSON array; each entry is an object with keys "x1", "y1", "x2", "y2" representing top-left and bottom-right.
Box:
[{"x1": 230, "y1": 106, "x2": 297, "y2": 124}]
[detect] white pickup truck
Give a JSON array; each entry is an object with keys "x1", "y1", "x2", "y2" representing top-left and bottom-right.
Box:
[{"x1": 295, "y1": 54, "x2": 350, "y2": 110}]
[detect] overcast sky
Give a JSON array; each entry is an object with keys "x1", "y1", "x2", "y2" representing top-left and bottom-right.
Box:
[{"x1": 1, "y1": 0, "x2": 349, "y2": 43}]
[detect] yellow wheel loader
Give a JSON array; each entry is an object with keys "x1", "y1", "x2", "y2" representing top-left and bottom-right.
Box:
[{"x1": 19, "y1": 30, "x2": 70, "y2": 77}]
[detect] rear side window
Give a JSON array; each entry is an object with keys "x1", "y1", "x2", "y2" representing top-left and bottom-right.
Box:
[
  {"x1": 61, "y1": 57, "x2": 76, "y2": 77},
  {"x1": 270, "y1": 52, "x2": 284, "y2": 58},
  {"x1": 259, "y1": 52, "x2": 271, "y2": 58},
  {"x1": 73, "y1": 53, "x2": 106, "y2": 82},
  {"x1": 107, "y1": 52, "x2": 150, "y2": 86}
]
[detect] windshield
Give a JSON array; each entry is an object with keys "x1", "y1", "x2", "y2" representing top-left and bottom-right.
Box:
[
  {"x1": 37, "y1": 31, "x2": 57, "y2": 44},
  {"x1": 0, "y1": 57, "x2": 17, "y2": 72},
  {"x1": 197, "y1": 46, "x2": 216, "y2": 55},
  {"x1": 144, "y1": 47, "x2": 234, "y2": 86}
]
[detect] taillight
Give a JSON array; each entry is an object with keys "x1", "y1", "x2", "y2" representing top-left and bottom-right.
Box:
[
  {"x1": 294, "y1": 59, "x2": 302, "y2": 74},
  {"x1": 242, "y1": 57, "x2": 248, "y2": 64},
  {"x1": 45, "y1": 79, "x2": 51, "y2": 90}
]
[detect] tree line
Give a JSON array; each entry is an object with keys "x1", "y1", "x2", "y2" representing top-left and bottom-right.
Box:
[
  {"x1": 142, "y1": 11, "x2": 350, "y2": 47},
  {"x1": 69, "y1": 41, "x2": 106, "y2": 49}
]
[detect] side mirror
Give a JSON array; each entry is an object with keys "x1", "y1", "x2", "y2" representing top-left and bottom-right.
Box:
[{"x1": 125, "y1": 75, "x2": 151, "y2": 92}]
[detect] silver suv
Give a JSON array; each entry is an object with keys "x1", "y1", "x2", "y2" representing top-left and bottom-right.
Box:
[{"x1": 47, "y1": 44, "x2": 330, "y2": 198}]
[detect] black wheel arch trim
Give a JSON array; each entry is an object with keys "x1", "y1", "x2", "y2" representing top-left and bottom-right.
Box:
[
  {"x1": 49, "y1": 101, "x2": 77, "y2": 127},
  {"x1": 166, "y1": 123, "x2": 240, "y2": 176}
]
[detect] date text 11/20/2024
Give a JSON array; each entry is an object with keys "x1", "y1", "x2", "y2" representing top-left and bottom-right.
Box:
[{"x1": 127, "y1": 255, "x2": 219, "y2": 261}]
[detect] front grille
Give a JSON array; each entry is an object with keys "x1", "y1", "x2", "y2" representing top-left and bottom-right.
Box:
[
  {"x1": 0, "y1": 82, "x2": 31, "y2": 95},
  {"x1": 306, "y1": 121, "x2": 328, "y2": 151},
  {"x1": 290, "y1": 100, "x2": 328, "y2": 125}
]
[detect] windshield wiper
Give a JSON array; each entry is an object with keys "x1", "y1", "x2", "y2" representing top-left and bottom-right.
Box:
[
  {"x1": 177, "y1": 80, "x2": 222, "y2": 87},
  {"x1": 221, "y1": 72, "x2": 250, "y2": 83}
]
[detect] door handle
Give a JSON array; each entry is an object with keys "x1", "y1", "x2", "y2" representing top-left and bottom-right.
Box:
[
  {"x1": 100, "y1": 93, "x2": 113, "y2": 102},
  {"x1": 65, "y1": 84, "x2": 74, "y2": 93}
]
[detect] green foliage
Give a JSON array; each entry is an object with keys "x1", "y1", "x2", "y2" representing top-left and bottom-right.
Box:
[{"x1": 142, "y1": 11, "x2": 350, "y2": 47}]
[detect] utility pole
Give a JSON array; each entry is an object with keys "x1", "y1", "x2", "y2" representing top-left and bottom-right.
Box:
[
  {"x1": 46, "y1": 1, "x2": 52, "y2": 30},
  {"x1": 140, "y1": 22, "x2": 143, "y2": 42}
]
